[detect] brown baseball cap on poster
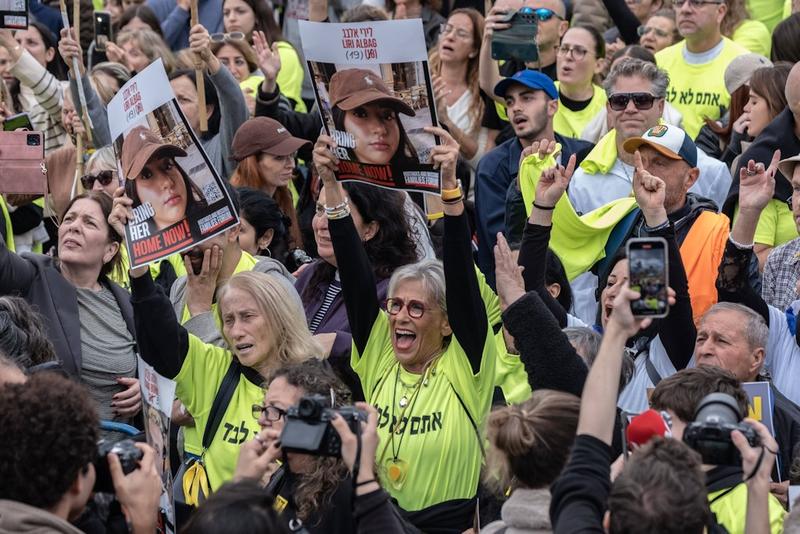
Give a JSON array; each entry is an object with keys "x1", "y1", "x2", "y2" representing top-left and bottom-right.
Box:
[
  {"x1": 328, "y1": 68, "x2": 415, "y2": 117},
  {"x1": 121, "y1": 126, "x2": 187, "y2": 180},
  {"x1": 231, "y1": 117, "x2": 312, "y2": 161}
]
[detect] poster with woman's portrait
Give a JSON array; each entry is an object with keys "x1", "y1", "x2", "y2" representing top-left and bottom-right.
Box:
[
  {"x1": 138, "y1": 357, "x2": 177, "y2": 534},
  {"x1": 107, "y1": 59, "x2": 239, "y2": 268},
  {"x1": 299, "y1": 19, "x2": 442, "y2": 194}
]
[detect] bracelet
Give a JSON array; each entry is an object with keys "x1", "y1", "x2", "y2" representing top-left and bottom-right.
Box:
[
  {"x1": 728, "y1": 235, "x2": 754, "y2": 250},
  {"x1": 441, "y1": 196, "x2": 463, "y2": 205},
  {"x1": 532, "y1": 202, "x2": 555, "y2": 211},
  {"x1": 325, "y1": 198, "x2": 351, "y2": 220},
  {"x1": 355, "y1": 478, "x2": 378, "y2": 487},
  {"x1": 441, "y1": 180, "x2": 462, "y2": 200},
  {"x1": 643, "y1": 220, "x2": 670, "y2": 233}
]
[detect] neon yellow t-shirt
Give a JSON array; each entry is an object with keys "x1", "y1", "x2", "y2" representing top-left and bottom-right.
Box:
[
  {"x1": 353, "y1": 311, "x2": 497, "y2": 512},
  {"x1": 746, "y1": 0, "x2": 787, "y2": 31},
  {"x1": 708, "y1": 483, "x2": 786, "y2": 534},
  {"x1": 656, "y1": 38, "x2": 749, "y2": 139},
  {"x1": 182, "y1": 250, "x2": 260, "y2": 456},
  {"x1": 553, "y1": 83, "x2": 607, "y2": 140},
  {"x1": 275, "y1": 41, "x2": 307, "y2": 113},
  {"x1": 752, "y1": 199, "x2": 799, "y2": 247},
  {"x1": 731, "y1": 19, "x2": 772, "y2": 57},
  {"x1": 176, "y1": 335, "x2": 264, "y2": 490},
  {"x1": 112, "y1": 250, "x2": 187, "y2": 291}
]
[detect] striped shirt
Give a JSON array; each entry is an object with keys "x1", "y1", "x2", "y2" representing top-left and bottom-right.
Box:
[
  {"x1": 309, "y1": 279, "x2": 341, "y2": 333},
  {"x1": 11, "y1": 51, "x2": 66, "y2": 154}
]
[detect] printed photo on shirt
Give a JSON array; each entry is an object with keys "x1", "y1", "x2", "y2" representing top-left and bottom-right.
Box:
[
  {"x1": 107, "y1": 60, "x2": 239, "y2": 268},
  {"x1": 299, "y1": 19, "x2": 442, "y2": 194}
]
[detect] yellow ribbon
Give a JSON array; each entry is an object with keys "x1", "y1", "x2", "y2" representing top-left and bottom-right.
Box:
[{"x1": 182, "y1": 460, "x2": 210, "y2": 507}]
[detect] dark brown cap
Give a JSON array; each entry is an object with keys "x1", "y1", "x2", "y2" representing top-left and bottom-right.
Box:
[
  {"x1": 328, "y1": 68, "x2": 415, "y2": 117},
  {"x1": 231, "y1": 117, "x2": 312, "y2": 161},
  {"x1": 120, "y1": 126, "x2": 187, "y2": 180}
]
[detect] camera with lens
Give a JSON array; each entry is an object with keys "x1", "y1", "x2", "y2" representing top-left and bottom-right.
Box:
[
  {"x1": 683, "y1": 393, "x2": 760, "y2": 466},
  {"x1": 93, "y1": 438, "x2": 143, "y2": 493},
  {"x1": 280, "y1": 394, "x2": 366, "y2": 457}
]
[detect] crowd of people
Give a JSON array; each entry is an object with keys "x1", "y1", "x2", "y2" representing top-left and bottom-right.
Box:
[{"x1": 1, "y1": 0, "x2": 800, "y2": 531}]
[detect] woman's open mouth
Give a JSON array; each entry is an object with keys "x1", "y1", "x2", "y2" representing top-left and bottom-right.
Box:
[{"x1": 394, "y1": 329, "x2": 417, "y2": 351}]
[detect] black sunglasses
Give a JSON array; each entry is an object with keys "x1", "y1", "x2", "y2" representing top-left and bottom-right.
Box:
[
  {"x1": 608, "y1": 92, "x2": 659, "y2": 111},
  {"x1": 80, "y1": 170, "x2": 116, "y2": 190}
]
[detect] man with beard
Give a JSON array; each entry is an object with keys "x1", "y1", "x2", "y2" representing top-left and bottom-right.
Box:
[{"x1": 474, "y1": 70, "x2": 592, "y2": 285}]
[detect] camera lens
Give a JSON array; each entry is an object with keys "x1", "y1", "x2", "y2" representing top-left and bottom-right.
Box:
[
  {"x1": 298, "y1": 396, "x2": 321, "y2": 418},
  {"x1": 27, "y1": 134, "x2": 40, "y2": 147}
]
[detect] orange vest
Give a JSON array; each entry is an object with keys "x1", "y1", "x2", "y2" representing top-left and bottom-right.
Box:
[{"x1": 679, "y1": 210, "x2": 730, "y2": 324}]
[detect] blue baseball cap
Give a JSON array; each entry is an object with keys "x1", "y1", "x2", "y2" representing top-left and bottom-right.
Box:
[{"x1": 494, "y1": 70, "x2": 558, "y2": 100}]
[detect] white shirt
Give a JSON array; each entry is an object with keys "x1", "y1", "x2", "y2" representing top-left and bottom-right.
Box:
[{"x1": 765, "y1": 304, "x2": 800, "y2": 406}]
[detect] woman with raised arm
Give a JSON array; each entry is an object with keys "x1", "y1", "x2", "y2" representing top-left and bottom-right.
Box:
[{"x1": 312, "y1": 128, "x2": 497, "y2": 533}]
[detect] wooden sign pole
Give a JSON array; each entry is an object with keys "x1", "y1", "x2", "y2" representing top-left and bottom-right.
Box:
[{"x1": 190, "y1": 0, "x2": 208, "y2": 133}]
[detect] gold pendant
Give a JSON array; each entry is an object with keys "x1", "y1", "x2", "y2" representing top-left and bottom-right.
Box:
[
  {"x1": 383, "y1": 457, "x2": 408, "y2": 490},
  {"x1": 399, "y1": 395, "x2": 408, "y2": 408}
]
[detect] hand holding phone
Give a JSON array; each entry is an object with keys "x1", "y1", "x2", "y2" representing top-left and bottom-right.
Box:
[
  {"x1": 2, "y1": 112, "x2": 33, "y2": 132},
  {"x1": 490, "y1": 8, "x2": 539, "y2": 62},
  {"x1": 626, "y1": 238, "x2": 669, "y2": 318},
  {"x1": 94, "y1": 12, "x2": 112, "y2": 53}
]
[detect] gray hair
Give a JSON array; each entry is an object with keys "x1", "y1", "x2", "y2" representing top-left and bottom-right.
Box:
[
  {"x1": 86, "y1": 146, "x2": 117, "y2": 173},
  {"x1": 563, "y1": 327, "x2": 602, "y2": 365},
  {"x1": 702, "y1": 302, "x2": 769, "y2": 351},
  {"x1": 603, "y1": 57, "x2": 670, "y2": 99},
  {"x1": 387, "y1": 259, "x2": 446, "y2": 313}
]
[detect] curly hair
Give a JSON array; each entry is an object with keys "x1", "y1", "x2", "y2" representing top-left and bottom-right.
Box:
[
  {"x1": 268, "y1": 360, "x2": 352, "y2": 524},
  {"x1": 0, "y1": 296, "x2": 56, "y2": 368},
  {"x1": 303, "y1": 182, "x2": 418, "y2": 302},
  {"x1": 0, "y1": 373, "x2": 99, "y2": 509}
]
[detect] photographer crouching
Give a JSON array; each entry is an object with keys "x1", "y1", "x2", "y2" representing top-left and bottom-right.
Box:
[
  {"x1": 228, "y1": 359, "x2": 416, "y2": 534},
  {"x1": 0, "y1": 372, "x2": 161, "y2": 534}
]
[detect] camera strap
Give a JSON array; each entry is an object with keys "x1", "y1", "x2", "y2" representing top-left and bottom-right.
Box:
[{"x1": 203, "y1": 359, "x2": 243, "y2": 450}]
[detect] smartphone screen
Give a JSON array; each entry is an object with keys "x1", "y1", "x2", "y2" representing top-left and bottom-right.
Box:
[
  {"x1": 626, "y1": 237, "x2": 669, "y2": 318},
  {"x1": 3, "y1": 112, "x2": 33, "y2": 132},
  {"x1": 95, "y1": 12, "x2": 112, "y2": 52}
]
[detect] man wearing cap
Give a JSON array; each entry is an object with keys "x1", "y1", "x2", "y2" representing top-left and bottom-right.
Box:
[
  {"x1": 568, "y1": 58, "x2": 732, "y2": 216},
  {"x1": 763, "y1": 152, "x2": 800, "y2": 312},
  {"x1": 618, "y1": 123, "x2": 730, "y2": 322},
  {"x1": 655, "y1": 0, "x2": 748, "y2": 138},
  {"x1": 474, "y1": 69, "x2": 592, "y2": 286}
]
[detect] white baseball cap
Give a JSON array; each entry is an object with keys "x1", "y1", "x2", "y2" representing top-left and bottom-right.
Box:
[{"x1": 622, "y1": 124, "x2": 698, "y2": 168}]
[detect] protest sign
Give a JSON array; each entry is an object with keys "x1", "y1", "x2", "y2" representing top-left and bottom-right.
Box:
[
  {"x1": 139, "y1": 357, "x2": 177, "y2": 534},
  {"x1": 0, "y1": 0, "x2": 27, "y2": 29},
  {"x1": 742, "y1": 381, "x2": 782, "y2": 480},
  {"x1": 107, "y1": 59, "x2": 238, "y2": 268},
  {"x1": 298, "y1": 19, "x2": 441, "y2": 194}
]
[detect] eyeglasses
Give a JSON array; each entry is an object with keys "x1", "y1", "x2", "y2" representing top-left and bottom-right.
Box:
[
  {"x1": 385, "y1": 297, "x2": 433, "y2": 319},
  {"x1": 557, "y1": 44, "x2": 592, "y2": 60},
  {"x1": 252, "y1": 404, "x2": 287, "y2": 421},
  {"x1": 607, "y1": 92, "x2": 659, "y2": 111},
  {"x1": 80, "y1": 170, "x2": 116, "y2": 190},
  {"x1": 672, "y1": 0, "x2": 724, "y2": 8},
  {"x1": 637, "y1": 25, "x2": 671, "y2": 38},
  {"x1": 439, "y1": 23, "x2": 472, "y2": 40},
  {"x1": 519, "y1": 6, "x2": 565, "y2": 21},
  {"x1": 210, "y1": 31, "x2": 246, "y2": 43}
]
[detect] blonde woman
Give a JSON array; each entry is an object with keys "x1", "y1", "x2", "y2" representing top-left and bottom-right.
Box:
[
  {"x1": 123, "y1": 254, "x2": 322, "y2": 489},
  {"x1": 107, "y1": 28, "x2": 177, "y2": 74}
]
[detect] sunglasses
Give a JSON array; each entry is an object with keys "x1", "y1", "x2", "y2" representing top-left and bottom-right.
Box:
[
  {"x1": 385, "y1": 297, "x2": 434, "y2": 319},
  {"x1": 80, "y1": 170, "x2": 116, "y2": 190},
  {"x1": 518, "y1": 6, "x2": 565, "y2": 21},
  {"x1": 608, "y1": 92, "x2": 659, "y2": 111},
  {"x1": 210, "y1": 31, "x2": 245, "y2": 43}
]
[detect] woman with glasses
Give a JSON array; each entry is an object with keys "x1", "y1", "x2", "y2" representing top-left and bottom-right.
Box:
[
  {"x1": 313, "y1": 127, "x2": 498, "y2": 532},
  {"x1": 639, "y1": 9, "x2": 680, "y2": 52},
  {"x1": 429, "y1": 8, "x2": 499, "y2": 168},
  {"x1": 554, "y1": 25, "x2": 608, "y2": 139},
  {"x1": 233, "y1": 360, "x2": 399, "y2": 533},
  {"x1": 0, "y1": 191, "x2": 142, "y2": 436},
  {"x1": 222, "y1": 0, "x2": 305, "y2": 111}
]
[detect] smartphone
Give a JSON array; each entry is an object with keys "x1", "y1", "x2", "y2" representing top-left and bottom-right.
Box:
[
  {"x1": 2, "y1": 112, "x2": 33, "y2": 131},
  {"x1": 491, "y1": 9, "x2": 539, "y2": 62},
  {"x1": 94, "y1": 12, "x2": 112, "y2": 53},
  {"x1": 626, "y1": 237, "x2": 669, "y2": 318},
  {"x1": 0, "y1": 131, "x2": 45, "y2": 194}
]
